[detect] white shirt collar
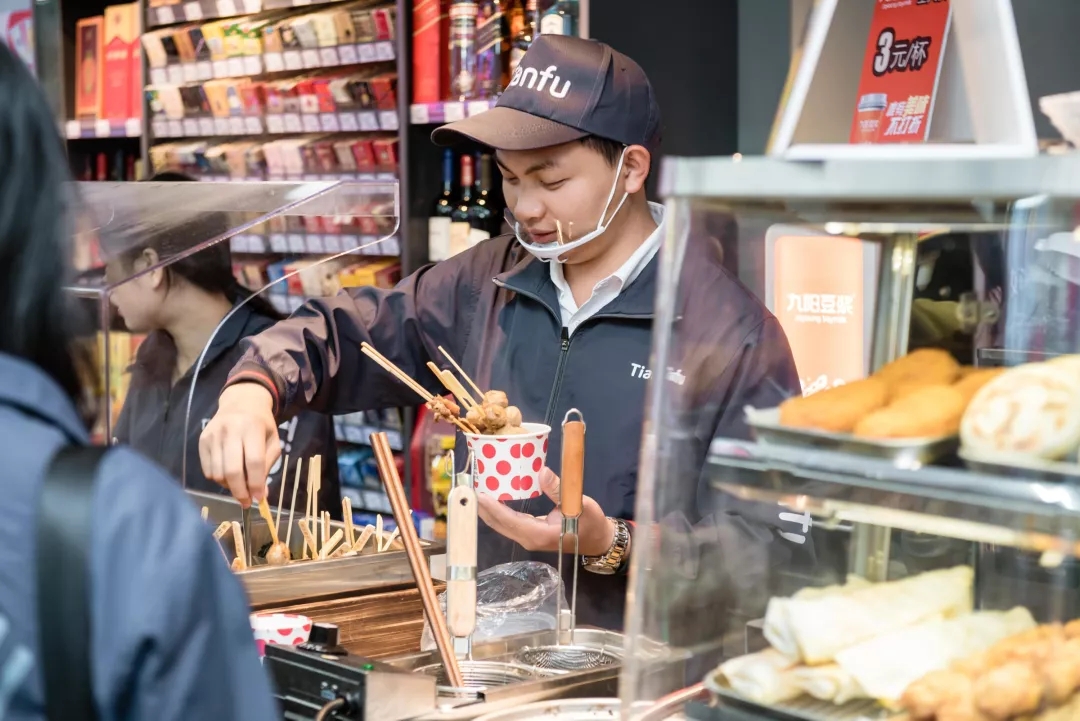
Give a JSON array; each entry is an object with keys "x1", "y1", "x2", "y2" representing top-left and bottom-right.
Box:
[{"x1": 550, "y1": 202, "x2": 665, "y2": 330}]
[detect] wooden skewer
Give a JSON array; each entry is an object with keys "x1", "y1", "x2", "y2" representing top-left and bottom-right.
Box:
[
  {"x1": 212, "y1": 521, "x2": 232, "y2": 540},
  {"x1": 201, "y1": 506, "x2": 209, "y2": 522},
  {"x1": 274, "y1": 453, "x2": 290, "y2": 531},
  {"x1": 318, "y1": 529, "x2": 344, "y2": 559},
  {"x1": 362, "y1": 343, "x2": 479, "y2": 436},
  {"x1": 427, "y1": 361, "x2": 478, "y2": 409},
  {"x1": 257, "y1": 498, "x2": 281, "y2": 546},
  {"x1": 350, "y1": 525, "x2": 376, "y2": 554},
  {"x1": 382, "y1": 526, "x2": 401, "y2": 553},
  {"x1": 343, "y1": 497, "x2": 355, "y2": 547},
  {"x1": 284, "y1": 457, "x2": 303, "y2": 552},
  {"x1": 298, "y1": 519, "x2": 318, "y2": 559},
  {"x1": 303, "y1": 461, "x2": 314, "y2": 559},
  {"x1": 438, "y1": 345, "x2": 485, "y2": 401},
  {"x1": 322, "y1": 511, "x2": 330, "y2": 548},
  {"x1": 231, "y1": 522, "x2": 247, "y2": 570},
  {"x1": 376, "y1": 514, "x2": 384, "y2": 551},
  {"x1": 371, "y1": 431, "x2": 464, "y2": 688}
]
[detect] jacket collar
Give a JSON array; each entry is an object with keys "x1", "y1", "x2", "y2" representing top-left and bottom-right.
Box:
[
  {"x1": 0, "y1": 353, "x2": 89, "y2": 443},
  {"x1": 494, "y1": 243, "x2": 659, "y2": 319}
]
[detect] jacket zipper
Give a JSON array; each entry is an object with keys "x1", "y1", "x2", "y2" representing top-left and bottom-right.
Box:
[{"x1": 543, "y1": 327, "x2": 572, "y2": 426}]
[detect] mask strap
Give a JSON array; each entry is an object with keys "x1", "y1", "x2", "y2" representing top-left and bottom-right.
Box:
[{"x1": 596, "y1": 147, "x2": 630, "y2": 230}]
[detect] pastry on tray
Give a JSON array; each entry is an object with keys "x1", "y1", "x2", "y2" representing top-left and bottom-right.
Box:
[
  {"x1": 876, "y1": 348, "x2": 961, "y2": 400},
  {"x1": 778, "y1": 377, "x2": 889, "y2": 433},
  {"x1": 952, "y1": 368, "x2": 1005, "y2": 403},
  {"x1": 901, "y1": 620, "x2": 1080, "y2": 721},
  {"x1": 960, "y1": 363, "x2": 1080, "y2": 461},
  {"x1": 853, "y1": 385, "x2": 967, "y2": 439}
]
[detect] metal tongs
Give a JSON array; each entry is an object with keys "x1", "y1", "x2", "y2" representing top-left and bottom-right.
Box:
[
  {"x1": 447, "y1": 452, "x2": 478, "y2": 659},
  {"x1": 558, "y1": 409, "x2": 586, "y2": 644}
]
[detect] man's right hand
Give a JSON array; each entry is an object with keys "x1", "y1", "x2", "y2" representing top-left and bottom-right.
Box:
[{"x1": 199, "y1": 383, "x2": 281, "y2": 508}]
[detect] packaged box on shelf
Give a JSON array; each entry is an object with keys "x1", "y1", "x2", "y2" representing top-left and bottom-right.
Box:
[
  {"x1": 75, "y1": 16, "x2": 104, "y2": 119},
  {"x1": 412, "y1": 0, "x2": 448, "y2": 103},
  {"x1": 103, "y1": 4, "x2": 140, "y2": 121}
]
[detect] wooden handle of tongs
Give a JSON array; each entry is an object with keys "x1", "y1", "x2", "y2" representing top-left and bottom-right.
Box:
[
  {"x1": 446, "y1": 484, "x2": 478, "y2": 638},
  {"x1": 561, "y1": 409, "x2": 585, "y2": 519}
]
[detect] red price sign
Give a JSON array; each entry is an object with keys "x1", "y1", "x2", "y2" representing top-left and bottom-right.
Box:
[{"x1": 849, "y1": 0, "x2": 952, "y2": 144}]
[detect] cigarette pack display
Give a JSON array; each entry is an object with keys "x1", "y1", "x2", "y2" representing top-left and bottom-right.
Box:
[
  {"x1": 75, "y1": 16, "x2": 104, "y2": 119},
  {"x1": 413, "y1": 0, "x2": 449, "y2": 103},
  {"x1": 102, "y1": 4, "x2": 140, "y2": 120}
]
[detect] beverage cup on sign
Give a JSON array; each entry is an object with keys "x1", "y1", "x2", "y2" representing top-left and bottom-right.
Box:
[
  {"x1": 465, "y1": 423, "x2": 551, "y2": 501},
  {"x1": 250, "y1": 613, "x2": 312, "y2": 656},
  {"x1": 855, "y1": 93, "x2": 888, "y2": 143}
]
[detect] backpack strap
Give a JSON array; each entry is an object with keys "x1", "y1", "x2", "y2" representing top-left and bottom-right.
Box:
[{"x1": 37, "y1": 445, "x2": 108, "y2": 721}]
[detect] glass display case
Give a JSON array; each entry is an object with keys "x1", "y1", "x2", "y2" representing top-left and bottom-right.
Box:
[
  {"x1": 623, "y1": 155, "x2": 1080, "y2": 720},
  {"x1": 66, "y1": 179, "x2": 399, "y2": 490}
]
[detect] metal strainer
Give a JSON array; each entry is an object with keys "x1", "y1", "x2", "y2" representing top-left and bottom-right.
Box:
[
  {"x1": 415, "y1": 660, "x2": 540, "y2": 699},
  {"x1": 515, "y1": 645, "x2": 620, "y2": 672}
]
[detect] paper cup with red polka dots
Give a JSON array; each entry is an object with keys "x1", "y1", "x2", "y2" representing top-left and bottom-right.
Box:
[
  {"x1": 249, "y1": 613, "x2": 311, "y2": 656},
  {"x1": 465, "y1": 423, "x2": 551, "y2": 501}
]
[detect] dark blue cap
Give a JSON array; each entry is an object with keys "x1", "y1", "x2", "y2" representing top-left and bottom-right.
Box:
[{"x1": 432, "y1": 35, "x2": 661, "y2": 151}]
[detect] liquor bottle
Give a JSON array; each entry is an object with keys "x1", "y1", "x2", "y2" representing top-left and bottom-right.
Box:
[
  {"x1": 540, "y1": 0, "x2": 577, "y2": 36},
  {"x1": 449, "y1": 154, "x2": 475, "y2": 257},
  {"x1": 509, "y1": 0, "x2": 538, "y2": 77},
  {"x1": 475, "y1": 0, "x2": 510, "y2": 98},
  {"x1": 428, "y1": 149, "x2": 456, "y2": 262},
  {"x1": 468, "y1": 153, "x2": 498, "y2": 240},
  {"x1": 448, "y1": 0, "x2": 479, "y2": 101}
]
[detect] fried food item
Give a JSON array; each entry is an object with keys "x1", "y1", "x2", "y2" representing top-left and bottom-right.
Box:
[
  {"x1": 973, "y1": 661, "x2": 1043, "y2": 719},
  {"x1": 853, "y1": 385, "x2": 966, "y2": 439},
  {"x1": 483, "y1": 390, "x2": 509, "y2": 408},
  {"x1": 1063, "y1": 619, "x2": 1080, "y2": 639},
  {"x1": 960, "y1": 363, "x2": 1080, "y2": 460},
  {"x1": 953, "y1": 368, "x2": 1005, "y2": 404},
  {"x1": 426, "y1": 396, "x2": 461, "y2": 424},
  {"x1": 876, "y1": 348, "x2": 961, "y2": 396},
  {"x1": 779, "y1": 378, "x2": 889, "y2": 433},
  {"x1": 938, "y1": 687, "x2": 992, "y2": 721},
  {"x1": 902, "y1": 670, "x2": 972, "y2": 720},
  {"x1": 505, "y1": 405, "x2": 523, "y2": 427},
  {"x1": 1040, "y1": 638, "x2": 1080, "y2": 705}
]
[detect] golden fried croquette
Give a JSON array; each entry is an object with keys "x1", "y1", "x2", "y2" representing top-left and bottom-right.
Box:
[
  {"x1": 1040, "y1": 638, "x2": 1080, "y2": 705},
  {"x1": 938, "y1": 690, "x2": 992, "y2": 721},
  {"x1": 853, "y1": 385, "x2": 966, "y2": 439},
  {"x1": 1064, "y1": 619, "x2": 1080, "y2": 640},
  {"x1": 902, "y1": 670, "x2": 972, "y2": 720},
  {"x1": 973, "y1": 661, "x2": 1044, "y2": 719},
  {"x1": 779, "y1": 377, "x2": 889, "y2": 433},
  {"x1": 875, "y1": 348, "x2": 961, "y2": 392},
  {"x1": 953, "y1": 368, "x2": 1005, "y2": 404}
]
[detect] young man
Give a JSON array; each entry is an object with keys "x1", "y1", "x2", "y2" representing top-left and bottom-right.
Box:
[{"x1": 199, "y1": 35, "x2": 800, "y2": 629}]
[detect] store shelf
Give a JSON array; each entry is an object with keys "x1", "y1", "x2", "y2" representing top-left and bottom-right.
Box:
[
  {"x1": 334, "y1": 421, "x2": 403, "y2": 451},
  {"x1": 146, "y1": 41, "x2": 395, "y2": 87},
  {"x1": 151, "y1": 108, "x2": 398, "y2": 139},
  {"x1": 230, "y1": 232, "x2": 400, "y2": 256},
  {"x1": 409, "y1": 99, "x2": 496, "y2": 125},
  {"x1": 707, "y1": 440, "x2": 1080, "y2": 557},
  {"x1": 65, "y1": 118, "x2": 142, "y2": 139},
  {"x1": 196, "y1": 171, "x2": 397, "y2": 183},
  {"x1": 147, "y1": 0, "x2": 363, "y2": 28}
]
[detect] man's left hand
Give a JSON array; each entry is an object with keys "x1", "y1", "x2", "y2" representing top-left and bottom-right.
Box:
[{"x1": 475, "y1": 467, "x2": 615, "y2": 556}]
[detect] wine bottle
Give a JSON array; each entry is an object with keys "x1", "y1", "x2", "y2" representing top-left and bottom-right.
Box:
[
  {"x1": 428, "y1": 149, "x2": 456, "y2": 262},
  {"x1": 468, "y1": 153, "x2": 498, "y2": 241},
  {"x1": 449, "y1": 154, "x2": 475, "y2": 257}
]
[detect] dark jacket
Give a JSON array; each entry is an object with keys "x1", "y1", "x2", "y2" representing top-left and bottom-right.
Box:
[
  {"x1": 0, "y1": 352, "x2": 277, "y2": 721},
  {"x1": 114, "y1": 303, "x2": 341, "y2": 519},
  {"x1": 227, "y1": 232, "x2": 802, "y2": 629}
]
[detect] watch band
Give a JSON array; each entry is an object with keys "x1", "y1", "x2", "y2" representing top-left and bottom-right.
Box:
[{"x1": 581, "y1": 518, "x2": 631, "y2": 576}]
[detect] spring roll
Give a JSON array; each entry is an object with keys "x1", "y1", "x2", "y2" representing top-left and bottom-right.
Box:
[{"x1": 764, "y1": 566, "x2": 973, "y2": 664}]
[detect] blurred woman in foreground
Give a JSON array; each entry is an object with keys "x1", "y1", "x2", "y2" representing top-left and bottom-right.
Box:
[{"x1": 0, "y1": 44, "x2": 276, "y2": 720}]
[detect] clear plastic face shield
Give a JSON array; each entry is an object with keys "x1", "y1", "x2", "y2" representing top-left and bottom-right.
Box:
[{"x1": 504, "y1": 145, "x2": 630, "y2": 263}]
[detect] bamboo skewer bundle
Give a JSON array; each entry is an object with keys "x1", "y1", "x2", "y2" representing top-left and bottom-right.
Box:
[{"x1": 371, "y1": 431, "x2": 464, "y2": 688}]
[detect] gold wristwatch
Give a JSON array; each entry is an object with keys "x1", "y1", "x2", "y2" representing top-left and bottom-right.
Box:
[{"x1": 581, "y1": 518, "x2": 631, "y2": 575}]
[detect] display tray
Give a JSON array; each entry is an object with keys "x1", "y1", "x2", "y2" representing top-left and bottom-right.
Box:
[
  {"x1": 744, "y1": 407, "x2": 957, "y2": 469},
  {"x1": 472, "y1": 698, "x2": 620, "y2": 720},
  {"x1": 190, "y1": 490, "x2": 443, "y2": 607},
  {"x1": 959, "y1": 448, "x2": 1080, "y2": 484},
  {"x1": 703, "y1": 671, "x2": 891, "y2": 721}
]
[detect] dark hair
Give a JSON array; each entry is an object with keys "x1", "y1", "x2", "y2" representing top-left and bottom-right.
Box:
[
  {"x1": 116, "y1": 171, "x2": 285, "y2": 321},
  {"x1": 0, "y1": 45, "x2": 95, "y2": 411},
  {"x1": 579, "y1": 135, "x2": 625, "y2": 166}
]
